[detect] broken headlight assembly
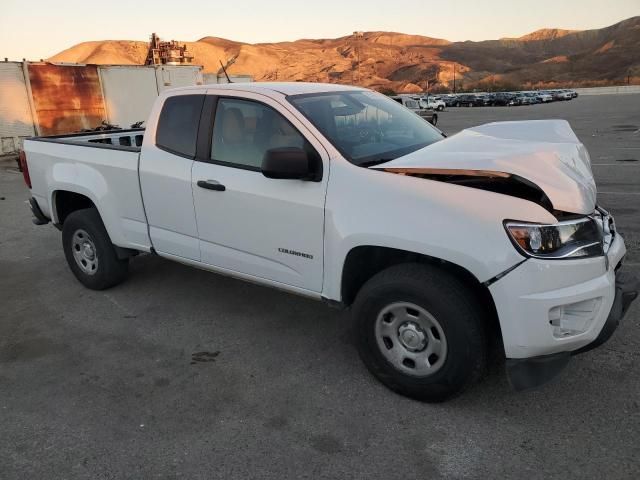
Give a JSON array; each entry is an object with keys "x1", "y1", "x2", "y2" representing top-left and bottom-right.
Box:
[{"x1": 504, "y1": 217, "x2": 604, "y2": 259}]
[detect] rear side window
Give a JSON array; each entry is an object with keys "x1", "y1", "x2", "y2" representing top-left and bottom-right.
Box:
[{"x1": 156, "y1": 95, "x2": 204, "y2": 158}]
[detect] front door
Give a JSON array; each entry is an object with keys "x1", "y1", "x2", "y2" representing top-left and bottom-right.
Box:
[{"x1": 191, "y1": 93, "x2": 328, "y2": 292}]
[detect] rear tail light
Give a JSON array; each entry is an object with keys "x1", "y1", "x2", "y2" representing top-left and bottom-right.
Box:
[{"x1": 18, "y1": 150, "x2": 31, "y2": 188}]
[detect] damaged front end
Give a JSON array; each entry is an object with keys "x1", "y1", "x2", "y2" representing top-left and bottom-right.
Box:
[
  {"x1": 382, "y1": 167, "x2": 556, "y2": 214},
  {"x1": 374, "y1": 119, "x2": 596, "y2": 217}
]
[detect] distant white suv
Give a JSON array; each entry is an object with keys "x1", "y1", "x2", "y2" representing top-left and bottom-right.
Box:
[
  {"x1": 537, "y1": 91, "x2": 553, "y2": 103},
  {"x1": 418, "y1": 96, "x2": 446, "y2": 111},
  {"x1": 390, "y1": 95, "x2": 438, "y2": 125}
]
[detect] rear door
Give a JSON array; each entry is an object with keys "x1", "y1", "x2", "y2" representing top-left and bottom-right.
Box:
[
  {"x1": 139, "y1": 93, "x2": 204, "y2": 261},
  {"x1": 191, "y1": 91, "x2": 328, "y2": 292}
]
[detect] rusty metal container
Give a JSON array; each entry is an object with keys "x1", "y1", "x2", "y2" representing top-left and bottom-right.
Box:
[{"x1": 27, "y1": 63, "x2": 106, "y2": 135}]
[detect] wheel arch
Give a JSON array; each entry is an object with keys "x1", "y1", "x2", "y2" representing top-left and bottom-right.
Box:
[
  {"x1": 54, "y1": 191, "x2": 137, "y2": 260},
  {"x1": 340, "y1": 245, "x2": 502, "y2": 347},
  {"x1": 52, "y1": 189, "x2": 98, "y2": 226}
]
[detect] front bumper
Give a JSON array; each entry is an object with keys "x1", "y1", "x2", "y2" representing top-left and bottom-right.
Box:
[
  {"x1": 573, "y1": 270, "x2": 638, "y2": 354},
  {"x1": 489, "y1": 231, "x2": 628, "y2": 359},
  {"x1": 505, "y1": 269, "x2": 638, "y2": 390}
]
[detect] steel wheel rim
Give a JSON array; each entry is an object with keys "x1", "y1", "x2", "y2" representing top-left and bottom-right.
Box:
[
  {"x1": 374, "y1": 302, "x2": 447, "y2": 377},
  {"x1": 71, "y1": 229, "x2": 98, "y2": 275}
]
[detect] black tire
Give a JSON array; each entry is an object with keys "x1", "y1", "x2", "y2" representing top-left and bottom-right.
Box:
[
  {"x1": 62, "y1": 208, "x2": 129, "y2": 290},
  {"x1": 437, "y1": 105, "x2": 444, "y2": 111},
  {"x1": 352, "y1": 263, "x2": 487, "y2": 402}
]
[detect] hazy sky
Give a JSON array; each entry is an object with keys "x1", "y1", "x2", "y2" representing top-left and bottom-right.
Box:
[{"x1": 1, "y1": 0, "x2": 638, "y2": 60}]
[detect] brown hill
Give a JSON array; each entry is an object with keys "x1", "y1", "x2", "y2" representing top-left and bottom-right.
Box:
[
  {"x1": 513, "y1": 28, "x2": 577, "y2": 41},
  {"x1": 48, "y1": 16, "x2": 640, "y2": 92}
]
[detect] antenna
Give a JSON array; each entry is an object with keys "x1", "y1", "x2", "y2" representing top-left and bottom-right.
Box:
[{"x1": 219, "y1": 60, "x2": 232, "y2": 83}]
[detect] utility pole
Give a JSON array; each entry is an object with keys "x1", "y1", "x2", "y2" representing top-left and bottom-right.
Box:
[
  {"x1": 353, "y1": 31, "x2": 363, "y2": 84},
  {"x1": 452, "y1": 63, "x2": 456, "y2": 93}
]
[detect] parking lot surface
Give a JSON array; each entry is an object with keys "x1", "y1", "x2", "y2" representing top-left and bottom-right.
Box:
[{"x1": 1, "y1": 94, "x2": 639, "y2": 479}]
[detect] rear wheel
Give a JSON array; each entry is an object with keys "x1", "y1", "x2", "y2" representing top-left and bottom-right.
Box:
[
  {"x1": 62, "y1": 208, "x2": 129, "y2": 290},
  {"x1": 353, "y1": 263, "x2": 487, "y2": 402}
]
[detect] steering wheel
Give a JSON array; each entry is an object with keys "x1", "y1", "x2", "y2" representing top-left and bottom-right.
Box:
[{"x1": 355, "y1": 126, "x2": 381, "y2": 142}]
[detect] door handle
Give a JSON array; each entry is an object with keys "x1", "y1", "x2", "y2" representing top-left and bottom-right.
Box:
[{"x1": 197, "y1": 180, "x2": 226, "y2": 191}]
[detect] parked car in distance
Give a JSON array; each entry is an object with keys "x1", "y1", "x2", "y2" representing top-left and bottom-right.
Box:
[
  {"x1": 21, "y1": 82, "x2": 637, "y2": 403},
  {"x1": 492, "y1": 92, "x2": 515, "y2": 106},
  {"x1": 525, "y1": 92, "x2": 542, "y2": 104},
  {"x1": 476, "y1": 94, "x2": 493, "y2": 106},
  {"x1": 455, "y1": 94, "x2": 484, "y2": 107},
  {"x1": 433, "y1": 89, "x2": 572, "y2": 107},
  {"x1": 442, "y1": 94, "x2": 459, "y2": 107},
  {"x1": 537, "y1": 91, "x2": 554, "y2": 103},
  {"x1": 391, "y1": 96, "x2": 438, "y2": 125},
  {"x1": 559, "y1": 90, "x2": 574, "y2": 100},
  {"x1": 418, "y1": 95, "x2": 446, "y2": 111}
]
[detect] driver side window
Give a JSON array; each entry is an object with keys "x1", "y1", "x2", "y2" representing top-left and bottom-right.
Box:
[{"x1": 211, "y1": 98, "x2": 307, "y2": 170}]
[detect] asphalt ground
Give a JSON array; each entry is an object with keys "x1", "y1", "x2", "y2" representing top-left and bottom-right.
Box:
[{"x1": 1, "y1": 94, "x2": 639, "y2": 479}]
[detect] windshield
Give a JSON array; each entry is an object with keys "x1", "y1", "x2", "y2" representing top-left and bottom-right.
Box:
[{"x1": 288, "y1": 90, "x2": 443, "y2": 166}]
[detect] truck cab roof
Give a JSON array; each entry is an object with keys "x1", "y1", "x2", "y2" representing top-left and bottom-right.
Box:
[{"x1": 169, "y1": 82, "x2": 365, "y2": 97}]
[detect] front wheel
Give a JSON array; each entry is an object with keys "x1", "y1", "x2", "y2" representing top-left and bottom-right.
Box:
[
  {"x1": 62, "y1": 208, "x2": 129, "y2": 290},
  {"x1": 353, "y1": 263, "x2": 487, "y2": 402},
  {"x1": 437, "y1": 105, "x2": 444, "y2": 111}
]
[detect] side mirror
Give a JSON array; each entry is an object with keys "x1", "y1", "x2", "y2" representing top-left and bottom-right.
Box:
[{"x1": 261, "y1": 147, "x2": 320, "y2": 181}]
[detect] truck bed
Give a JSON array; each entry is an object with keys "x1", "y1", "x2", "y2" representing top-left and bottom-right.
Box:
[
  {"x1": 30, "y1": 128, "x2": 145, "y2": 151},
  {"x1": 23, "y1": 128, "x2": 152, "y2": 252}
]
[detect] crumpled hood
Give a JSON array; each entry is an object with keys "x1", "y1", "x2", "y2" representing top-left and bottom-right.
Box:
[{"x1": 374, "y1": 120, "x2": 596, "y2": 215}]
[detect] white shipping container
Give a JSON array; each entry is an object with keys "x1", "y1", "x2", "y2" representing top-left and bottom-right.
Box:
[
  {"x1": 203, "y1": 73, "x2": 254, "y2": 85},
  {"x1": 155, "y1": 66, "x2": 203, "y2": 93},
  {"x1": 203, "y1": 73, "x2": 219, "y2": 85},
  {"x1": 99, "y1": 66, "x2": 159, "y2": 129},
  {"x1": 0, "y1": 62, "x2": 35, "y2": 155}
]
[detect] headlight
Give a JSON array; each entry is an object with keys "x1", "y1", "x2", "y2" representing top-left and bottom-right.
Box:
[{"x1": 504, "y1": 217, "x2": 604, "y2": 259}]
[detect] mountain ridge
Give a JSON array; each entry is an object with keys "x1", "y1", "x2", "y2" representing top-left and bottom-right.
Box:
[{"x1": 48, "y1": 16, "x2": 640, "y2": 92}]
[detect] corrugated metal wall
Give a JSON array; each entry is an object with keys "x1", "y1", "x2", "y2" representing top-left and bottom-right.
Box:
[
  {"x1": 99, "y1": 66, "x2": 159, "y2": 128},
  {"x1": 0, "y1": 62, "x2": 247, "y2": 147},
  {"x1": 0, "y1": 62, "x2": 36, "y2": 155},
  {"x1": 28, "y1": 63, "x2": 106, "y2": 135}
]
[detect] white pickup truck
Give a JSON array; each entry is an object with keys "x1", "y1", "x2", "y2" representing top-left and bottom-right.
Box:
[{"x1": 21, "y1": 82, "x2": 637, "y2": 402}]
